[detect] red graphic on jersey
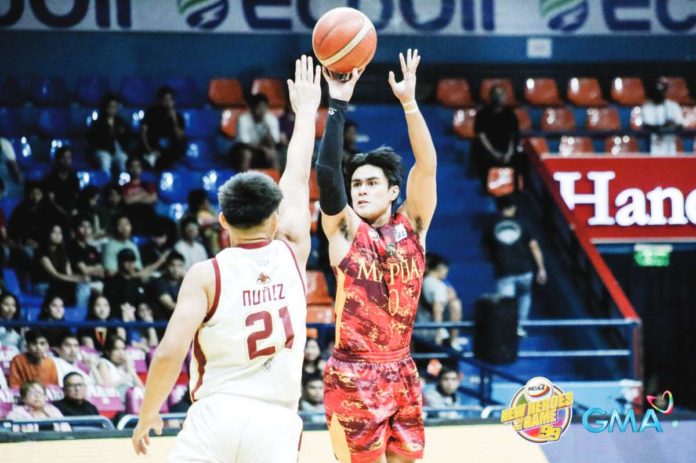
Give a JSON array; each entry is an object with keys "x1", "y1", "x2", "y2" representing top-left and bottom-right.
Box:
[
  {"x1": 334, "y1": 213, "x2": 425, "y2": 352},
  {"x1": 256, "y1": 272, "x2": 272, "y2": 284},
  {"x1": 324, "y1": 354, "x2": 424, "y2": 462}
]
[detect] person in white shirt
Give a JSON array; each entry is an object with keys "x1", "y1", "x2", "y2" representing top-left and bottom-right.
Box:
[
  {"x1": 420, "y1": 254, "x2": 463, "y2": 347},
  {"x1": 173, "y1": 218, "x2": 209, "y2": 270},
  {"x1": 642, "y1": 78, "x2": 684, "y2": 156},
  {"x1": 53, "y1": 334, "x2": 94, "y2": 387},
  {"x1": 237, "y1": 93, "x2": 281, "y2": 169}
]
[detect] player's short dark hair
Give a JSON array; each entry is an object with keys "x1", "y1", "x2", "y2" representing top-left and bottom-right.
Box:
[
  {"x1": 157, "y1": 86, "x2": 175, "y2": 100},
  {"x1": 345, "y1": 147, "x2": 404, "y2": 190},
  {"x1": 218, "y1": 172, "x2": 283, "y2": 229},
  {"x1": 248, "y1": 93, "x2": 269, "y2": 108}
]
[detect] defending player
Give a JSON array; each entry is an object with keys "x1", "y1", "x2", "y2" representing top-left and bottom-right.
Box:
[
  {"x1": 131, "y1": 55, "x2": 321, "y2": 462},
  {"x1": 317, "y1": 49, "x2": 437, "y2": 463}
]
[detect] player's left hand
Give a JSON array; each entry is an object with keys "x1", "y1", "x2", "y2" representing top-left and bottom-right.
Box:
[
  {"x1": 132, "y1": 413, "x2": 164, "y2": 455},
  {"x1": 388, "y1": 48, "x2": 420, "y2": 104},
  {"x1": 287, "y1": 55, "x2": 321, "y2": 116}
]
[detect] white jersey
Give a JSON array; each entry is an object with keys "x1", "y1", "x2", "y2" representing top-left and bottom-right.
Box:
[{"x1": 188, "y1": 240, "x2": 306, "y2": 410}]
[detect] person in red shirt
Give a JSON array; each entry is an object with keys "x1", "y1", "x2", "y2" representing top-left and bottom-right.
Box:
[
  {"x1": 316, "y1": 49, "x2": 437, "y2": 463},
  {"x1": 121, "y1": 156, "x2": 157, "y2": 234},
  {"x1": 9, "y1": 330, "x2": 59, "y2": 388}
]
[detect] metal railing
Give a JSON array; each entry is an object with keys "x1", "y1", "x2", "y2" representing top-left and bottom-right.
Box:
[{"x1": 1, "y1": 415, "x2": 115, "y2": 431}]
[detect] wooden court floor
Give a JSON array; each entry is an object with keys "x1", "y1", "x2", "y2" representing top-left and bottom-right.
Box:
[{"x1": 0, "y1": 424, "x2": 549, "y2": 463}]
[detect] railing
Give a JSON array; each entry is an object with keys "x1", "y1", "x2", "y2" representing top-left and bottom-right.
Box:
[{"x1": 1, "y1": 415, "x2": 115, "y2": 431}]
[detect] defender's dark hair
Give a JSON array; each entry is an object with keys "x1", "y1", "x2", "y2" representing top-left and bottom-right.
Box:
[
  {"x1": 345, "y1": 146, "x2": 404, "y2": 191},
  {"x1": 218, "y1": 172, "x2": 282, "y2": 229}
]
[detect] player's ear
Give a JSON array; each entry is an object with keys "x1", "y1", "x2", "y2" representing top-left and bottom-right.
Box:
[
  {"x1": 389, "y1": 185, "x2": 400, "y2": 201},
  {"x1": 218, "y1": 212, "x2": 230, "y2": 231}
]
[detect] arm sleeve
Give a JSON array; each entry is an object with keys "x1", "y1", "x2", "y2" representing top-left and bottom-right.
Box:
[{"x1": 315, "y1": 98, "x2": 349, "y2": 215}]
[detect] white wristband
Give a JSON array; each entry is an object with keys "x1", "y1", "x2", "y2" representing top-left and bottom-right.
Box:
[{"x1": 402, "y1": 100, "x2": 419, "y2": 114}]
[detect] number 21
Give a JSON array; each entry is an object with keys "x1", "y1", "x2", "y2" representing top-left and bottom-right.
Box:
[{"x1": 245, "y1": 307, "x2": 295, "y2": 360}]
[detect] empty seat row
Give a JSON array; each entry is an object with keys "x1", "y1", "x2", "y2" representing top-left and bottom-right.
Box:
[
  {"x1": 529, "y1": 135, "x2": 694, "y2": 156},
  {"x1": 438, "y1": 76, "x2": 694, "y2": 108}
]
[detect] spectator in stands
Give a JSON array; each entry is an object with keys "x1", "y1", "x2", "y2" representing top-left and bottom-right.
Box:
[
  {"x1": 299, "y1": 375, "x2": 326, "y2": 423},
  {"x1": 140, "y1": 86, "x2": 186, "y2": 170},
  {"x1": 237, "y1": 93, "x2": 281, "y2": 168},
  {"x1": 121, "y1": 156, "x2": 158, "y2": 234},
  {"x1": 33, "y1": 224, "x2": 90, "y2": 307},
  {"x1": 42, "y1": 146, "x2": 80, "y2": 218},
  {"x1": 483, "y1": 195, "x2": 547, "y2": 337},
  {"x1": 186, "y1": 188, "x2": 221, "y2": 255},
  {"x1": 79, "y1": 293, "x2": 128, "y2": 350},
  {"x1": 68, "y1": 215, "x2": 105, "y2": 294},
  {"x1": 149, "y1": 251, "x2": 185, "y2": 319},
  {"x1": 302, "y1": 338, "x2": 325, "y2": 378},
  {"x1": 92, "y1": 335, "x2": 143, "y2": 400},
  {"x1": 343, "y1": 120, "x2": 360, "y2": 163},
  {"x1": 102, "y1": 215, "x2": 142, "y2": 277},
  {"x1": 0, "y1": 137, "x2": 23, "y2": 198},
  {"x1": 8, "y1": 330, "x2": 58, "y2": 388},
  {"x1": 472, "y1": 86, "x2": 521, "y2": 194},
  {"x1": 38, "y1": 294, "x2": 72, "y2": 347},
  {"x1": 227, "y1": 143, "x2": 254, "y2": 172},
  {"x1": 0, "y1": 292, "x2": 23, "y2": 350},
  {"x1": 76, "y1": 187, "x2": 108, "y2": 243},
  {"x1": 97, "y1": 185, "x2": 126, "y2": 241},
  {"x1": 168, "y1": 386, "x2": 191, "y2": 414},
  {"x1": 104, "y1": 249, "x2": 149, "y2": 316},
  {"x1": 423, "y1": 367, "x2": 469, "y2": 419},
  {"x1": 88, "y1": 93, "x2": 132, "y2": 176},
  {"x1": 419, "y1": 253, "x2": 463, "y2": 348},
  {"x1": 53, "y1": 372, "x2": 100, "y2": 417},
  {"x1": 173, "y1": 218, "x2": 208, "y2": 270},
  {"x1": 642, "y1": 78, "x2": 684, "y2": 155},
  {"x1": 139, "y1": 217, "x2": 174, "y2": 271},
  {"x1": 53, "y1": 334, "x2": 93, "y2": 386},
  {"x1": 7, "y1": 381, "x2": 71, "y2": 432},
  {"x1": 134, "y1": 303, "x2": 159, "y2": 348}
]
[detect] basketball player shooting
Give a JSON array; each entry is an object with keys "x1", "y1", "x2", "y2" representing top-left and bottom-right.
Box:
[
  {"x1": 131, "y1": 55, "x2": 321, "y2": 462},
  {"x1": 317, "y1": 49, "x2": 437, "y2": 463}
]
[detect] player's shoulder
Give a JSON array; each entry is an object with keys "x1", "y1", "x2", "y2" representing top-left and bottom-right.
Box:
[{"x1": 185, "y1": 258, "x2": 217, "y2": 285}]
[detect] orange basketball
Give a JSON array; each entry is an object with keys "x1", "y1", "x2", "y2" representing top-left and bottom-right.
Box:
[{"x1": 312, "y1": 7, "x2": 377, "y2": 75}]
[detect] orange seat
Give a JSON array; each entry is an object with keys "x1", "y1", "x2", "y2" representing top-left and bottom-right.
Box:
[
  {"x1": 220, "y1": 108, "x2": 244, "y2": 138},
  {"x1": 309, "y1": 170, "x2": 319, "y2": 202},
  {"x1": 682, "y1": 106, "x2": 696, "y2": 130},
  {"x1": 630, "y1": 106, "x2": 643, "y2": 131},
  {"x1": 611, "y1": 77, "x2": 646, "y2": 106},
  {"x1": 306, "y1": 270, "x2": 333, "y2": 306},
  {"x1": 315, "y1": 107, "x2": 328, "y2": 139},
  {"x1": 586, "y1": 107, "x2": 621, "y2": 132},
  {"x1": 524, "y1": 78, "x2": 562, "y2": 106},
  {"x1": 526, "y1": 137, "x2": 549, "y2": 155},
  {"x1": 559, "y1": 136, "x2": 594, "y2": 156},
  {"x1": 663, "y1": 76, "x2": 695, "y2": 105},
  {"x1": 208, "y1": 78, "x2": 245, "y2": 108},
  {"x1": 480, "y1": 78, "x2": 517, "y2": 105},
  {"x1": 567, "y1": 78, "x2": 606, "y2": 107},
  {"x1": 541, "y1": 106, "x2": 576, "y2": 132},
  {"x1": 452, "y1": 108, "x2": 477, "y2": 138},
  {"x1": 515, "y1": 107, "x2": 532, "y2": 132},
  {"x1": 307, "y1": 305, "x2": 334, "y2": 324},
  {"x1": 251, "y1": 168, "x2": 281, "y2": 183},
  {"x1": 436, "y1": 79, "x2": 474, "y2": 107},
  {"x1": 251, "y1": 78, "x2": 286, "y2": 109},
  {"x1": 605, "y1": 135, "x2": 639, "y2": 155}
]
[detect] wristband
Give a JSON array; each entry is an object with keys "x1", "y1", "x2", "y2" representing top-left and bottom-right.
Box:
[{"x1": 402, "y1": 100, "x2": 419, "y2": 114}]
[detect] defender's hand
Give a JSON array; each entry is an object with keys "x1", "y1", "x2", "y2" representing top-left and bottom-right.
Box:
[
  {"x1": 388, "y1": 48, "x2": 420, "y2": 104},
  {"x1": 287, "y1": 55, "x2": 322, "y2": 116}
]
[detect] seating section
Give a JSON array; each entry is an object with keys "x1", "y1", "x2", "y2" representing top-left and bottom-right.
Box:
[
  {"x1": 567, "y1": 78, "x2": 606, "y2": 107},
  {"x1": 251, "y1": 78, "x2": 286, "y2": 108},
  {"x1": 452, "y1": 108, "x2": 477, "y2": 139},
  {"x1": 437, "y1": 79, "x2": 474, "y2": 107},
  {"x1": 586, "y1": 107, "x2": 621, "y2": 132},
  {"x1": 208, "y1": 78, "x2": 246, "y2": 107},
  {"x1": 664, "y1": 76, "x2": 694, "y2": 105},
  {"x1": 611, "y1": 77, "x2": 646, "y2": 106},
  {"x1": 541, "y1": 106, "x2": 576, "y2": 132},
  {"x1": 559, "y1": 136, "x2": 594, "y2": 156},
  {"x1": 480, "y1": 78, "x2": 517, "y2": 105},
  {"x1": 525, "y1": 78, "x2": 562, "y2": 106},
  {"x1": 606, "y1": 135, "x2": 639, "y2": 155}
]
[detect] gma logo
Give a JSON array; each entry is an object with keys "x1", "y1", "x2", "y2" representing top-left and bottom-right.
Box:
[{"x1": 582, "y1": 408, "x2": 663, "y2": 433}]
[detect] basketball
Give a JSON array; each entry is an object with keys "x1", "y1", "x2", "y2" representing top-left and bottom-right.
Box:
[{"x1": 312, "y1": 7, "x2": 377, "y2": 75}]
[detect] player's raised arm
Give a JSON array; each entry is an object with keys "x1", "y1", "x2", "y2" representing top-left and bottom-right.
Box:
[
  {"x1": 316, "y1": 68, "x2": 363, "y2": 241},
  {"x1": 277, "y1": 55, "x2": 322, "y2": 265},
  {"x1": 131, "y1": 261, "x2": 213, "y2": 455},
  {"x1": 388, "y1": 49, "x2": 437, "y2": 240}
]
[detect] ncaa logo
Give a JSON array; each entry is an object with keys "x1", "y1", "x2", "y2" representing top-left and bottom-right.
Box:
[
  {"x1": 178, "y1": 0, "x2": 229, "y2": 30},
  {"x1": 540, "y1": 0, "x2": 589, "y2": 33},
  {"x1": 524, "y1": 377, "x2": 554, "y2": 402}
]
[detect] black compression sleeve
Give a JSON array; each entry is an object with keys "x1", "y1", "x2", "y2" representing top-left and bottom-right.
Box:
[{"x1": 316, "y1": 98, "x2": 349, "y2": 215}]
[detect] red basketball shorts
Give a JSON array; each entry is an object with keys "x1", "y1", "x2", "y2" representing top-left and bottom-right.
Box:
[{"x1": 323, "y1": 347, "x2": 425, "y2": 463}]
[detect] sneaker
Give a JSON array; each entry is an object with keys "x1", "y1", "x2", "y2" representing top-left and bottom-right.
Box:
[{"x1": 517, "y1": 327, "x2": 528, "y2": 337}]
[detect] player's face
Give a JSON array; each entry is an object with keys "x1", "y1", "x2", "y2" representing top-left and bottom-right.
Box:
[{"x1": 350, "y1": 165, "x2": 399, "y2": 221}]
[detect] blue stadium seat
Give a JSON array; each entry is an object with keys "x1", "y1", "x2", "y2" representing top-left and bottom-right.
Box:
[
  {"x1": 7, "y1": 137, "x2": 36, "y2": 167},
  {"x1": 182, "y1": 109, "x2": 220, "y2": 138},
  {"x1": 118, "y1": 170, "x2": 157, "y2": 187},
  {"x1": 0, "y1": 76, "x2": 24, "y2": 106},
  {"x1": 64, "y1": 306, "x2": 87, "y2": 322},
  {"x1": 159, "y1": 76, "x2": 202, "y2": 107},
  {"x1": 0, "y1": 196, "x2": 21, "y2": 218},
  {"x1": 76, "y1": 171, "x2": 110, "y2": 189},
  {"x1": 2, "y1": 269, "x2": 21, "y2": 298},
  {"x1": 77, "y1": 76, "x2": 111, "y2": 106},
  {"x1": 22, "y1": 306, "x2": 41, "y2": 322},
  {"x1": 202, "y1": 168, "x2": 236, "y2": 203},
  {"x1": 0, "y1": 108, "x2": 25, "y2": 137},
  {"x1": 126, "y1": 108, "x2": 146, "y2": 130},
  {"x1": 31, "y1": 76, "x2": 70, "y2": 107},
  {"x1": 24, "y1": 163, "x2": 51, "y2": 182},
  {"x1": 159, "y1": 170, "x2": 204, "y2": 203},
  {"x1": 120, "y1": 76, "x2": 155, "y2": 107},
  {"x1": 131, "y1": 235, "x2": 148, "y2": 247},
  {"x1": 38, "y1": 108, "x2": 74, "y2": 137},
  {"x1": 185, "y1": 138, "x2": 218, "y2": 169}
]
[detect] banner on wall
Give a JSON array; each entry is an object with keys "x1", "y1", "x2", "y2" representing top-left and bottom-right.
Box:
[
  {"x1": 543, "y1": 156, "x2": 696, "y2": 243},
  {"x1": 1, "y1": 0, "x2": 695, "y2": 35}
]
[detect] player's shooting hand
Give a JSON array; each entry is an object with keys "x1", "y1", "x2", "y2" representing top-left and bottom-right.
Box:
[
  {"x1": 388, "y1": 48, "x2": 420, "y2": 104},
  {"x1": 287, "y1": 55, "x2": 321, "y2": 116},
  {"x1": 132, "y1": 414, "x2": 163, "y2": 455},
  {"x1": 322, "y1": 67, "x2": 361, "y2": 103}
]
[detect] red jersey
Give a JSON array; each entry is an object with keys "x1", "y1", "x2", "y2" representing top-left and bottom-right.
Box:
[{"x1": 333, "y1": 213, "x2": 425, "y2": 353}]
